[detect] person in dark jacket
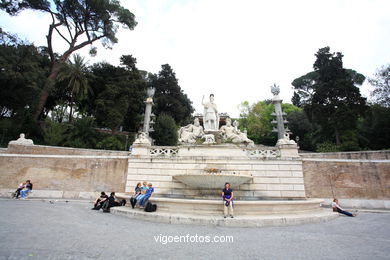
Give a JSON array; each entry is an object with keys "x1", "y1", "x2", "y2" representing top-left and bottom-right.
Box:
[
  {"x1": 92, "y1": 192, "x2": 109, "y2": 210},
  {"x1": 102, "y1": 192, "x2": 125, "y2": 212}
]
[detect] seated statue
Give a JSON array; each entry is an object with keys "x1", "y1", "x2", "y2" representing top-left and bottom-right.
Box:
[
  {"x1": 220, "y1": 118, "x2": 254, "y2": 146},
  {"x1": 178, "y1": 118, "x2": 204, "y2": 144},
  {"x1": 8, "y1": 133, "x2": 34, "y2": 146}
]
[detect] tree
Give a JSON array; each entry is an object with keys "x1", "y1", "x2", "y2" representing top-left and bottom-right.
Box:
[
  {"x1": 368, "y1": 64, "x2": 390, "y2": 107},
  {"x1": 88, "y1": 55, "x2": 146, "y2": 133},
  {"x1": 152, "y1": 64, "x2": 194, "y2": 125},
  {"x1": 286, "y1": 110, "x2": 313, "y2": 151},
  {"x1": 238, "y1": 101, "x2": 300, "y2": 146},
  {"x1": 1, "y1": 0, "x2": 137, "y2": 120},
  {"x1": 359, "y1": 105, "x2": 390, "y2": 150},
  {"x1": 152, "y1": 113, "x2": 178, "y2": 146},
  {"x1": 0, "y1": 30, "x2": 50, "y2": 118},
  {"x1": 292, "y1": 47, "x2": 367, "y2": 147},
  {"x1": 57, "y1": 54, "x2": 91, "y2": 122}
]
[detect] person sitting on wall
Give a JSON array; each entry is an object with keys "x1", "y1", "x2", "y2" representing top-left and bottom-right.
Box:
[
  {"x1": 19, "y1": 180, "x2": 33, "y2": 199},
  {"x1": 332, "y1": 198, "x2": 356, "y2": 217},
  {"x1": 102, "y1": 192, "x2": 126, "y2": 213},
  {"x1": 130, "y1": 182, "x2": 142, "y2": 209},
  {"x1": 12, "y1": 181, "x2": 26, "y2": 199},
  {"x1": 92, "y1": 192, "x2": 109, "y2": 210},
  {"x1": 137, "y1": 183, "x2": 154, "y2": 208},
  {"x1": 222, "y1": 182, "x2": 234, "y2": 218}
]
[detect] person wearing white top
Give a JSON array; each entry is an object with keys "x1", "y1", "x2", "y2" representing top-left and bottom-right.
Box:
[{"x1": 332, "y1": 198, "x2": 356, "y2": 217}]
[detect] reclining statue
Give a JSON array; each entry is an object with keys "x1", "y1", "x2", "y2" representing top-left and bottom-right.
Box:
[
  {"x1": 220, "y1": 118, "x2": 254, "y2": 146},
  {"x1": 178, "y1": 118, "x2": 204, "y2": 144}
]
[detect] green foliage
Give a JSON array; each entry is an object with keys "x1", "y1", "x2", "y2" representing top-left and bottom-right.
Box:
[
  {"x1": 316, "y1": 142, "x2": 341, "y2": 153},
  {"x1": 359, "y1": 105, "x2": 390, "y2": 150},
  {"x1": 368, "y1": 64, "x2": 390, "y2": 107},
  {"x1": 292, "y1": 47, "x2": 367, "y2": 149},
  {"x1": 287, "y1": 110, "x2": 313, "y2": 150},
  {"x1": 43, "y1": 122, "x2": 69, "y2": 146},
  {"x1": 238, "y1": 101, "x2": 301, "y2": 146},
  {"x1": 89, "y1": 56, "x2": 146, "y2": 133},
  {"x1": 1, "y1": 0, "x2": 137, "y2": 119},
  {"x1": 152, "y1": 114, "x2": 178, "y2": 146},
  {"x1": 152, "y1": 64, "x2": 194, "y2": 125},
  {"x1": 96, "y1": 135, "x2": 124, "y2": 151},
  {"x1": 0, "y1": 30, "x2": 50, "y2": 118}
]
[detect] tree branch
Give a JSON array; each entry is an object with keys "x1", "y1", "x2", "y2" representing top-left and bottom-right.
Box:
[{"x1": 54, "y1": 27, "x2": 71, "y2": 45}]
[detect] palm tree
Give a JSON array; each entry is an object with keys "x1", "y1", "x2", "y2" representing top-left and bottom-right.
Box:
[{"x1": 57, "y1": 54, "x2": 91, "y2": 122}]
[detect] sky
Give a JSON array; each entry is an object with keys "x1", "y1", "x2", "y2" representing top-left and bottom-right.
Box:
[{"x1": 1, "y1": 0, "x2": 390, "y2": 117}]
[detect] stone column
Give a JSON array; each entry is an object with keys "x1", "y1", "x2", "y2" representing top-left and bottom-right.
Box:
[
  {"x1": 142, "y1": 87, "x2": 155, "y2": 135},
  {"x1": 271, "y1": 84, "x2": 287, "y2": 140}
]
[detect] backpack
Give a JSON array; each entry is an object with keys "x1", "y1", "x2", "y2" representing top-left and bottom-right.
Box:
[{"x1": 144, "y1": 202, "x2": 157, "y2": 212}]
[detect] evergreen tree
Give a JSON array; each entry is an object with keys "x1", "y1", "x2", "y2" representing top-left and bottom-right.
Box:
[
  {"x1": 152, "y1": 113, "x2": 177, "y2": 146},
  {"x1": 152, "y1": 64, "x2": 194, "y2": 125}
]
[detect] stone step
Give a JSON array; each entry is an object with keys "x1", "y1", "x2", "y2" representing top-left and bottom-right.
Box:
[{"x1": 110, "y1": 207, "x2": 338, "y2": 227}]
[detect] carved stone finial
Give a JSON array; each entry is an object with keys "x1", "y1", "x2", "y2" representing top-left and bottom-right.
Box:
[{"x1": 271, "y1": 84, "x2": 280, "y2": 96}]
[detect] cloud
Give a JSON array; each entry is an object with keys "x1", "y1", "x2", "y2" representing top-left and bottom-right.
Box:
[{"x1": 1, "y1": 0, "x2": 389, "y2": 117}]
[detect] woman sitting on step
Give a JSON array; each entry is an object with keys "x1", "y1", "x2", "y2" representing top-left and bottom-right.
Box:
[
  {"x1": 332, "y1": 198, "x2": 356, "y2": 217},
  {"x1": 222, "y1": 182, "x2": 234, "y2": 218},
  {"x1": 137, "y1": 183, "x2": 154, "y2": 208},
  {"x1": 130, "y1": 182, "x2": 142, "y2": 208}
]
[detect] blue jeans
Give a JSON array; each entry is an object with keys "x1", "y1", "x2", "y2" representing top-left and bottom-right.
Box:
[
  {"x1": 337, "y1": 208, "x2": 354, "y2": 217},
  {"x1": 138, "y1": 195, "x2": 151, "y2": 206},
  {"x1": 20, "y1": 189, "x2": 31, "y2": 198}
]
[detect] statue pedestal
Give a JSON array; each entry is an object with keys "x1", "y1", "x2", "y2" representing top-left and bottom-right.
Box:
[
  {"x1": 131, "y1": 145, "x2": 150, "y2": 156},
  {"x1": 278, "y1": 143, "x2": 299, "y2": 158}
]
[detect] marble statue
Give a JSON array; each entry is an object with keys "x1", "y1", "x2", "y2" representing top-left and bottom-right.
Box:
[
  {"x1": 276, "y1": 132, "x2": 296, "y2": 146},
  {"x1": 202, "y1": 94, "x2": 219, "y2": 131},
  {"x1": 178, "y1": 118, "x2": 204, "y2": 144},
  {"x1": 133, "y1": 132, "x2": 151, "y2": 145},
  {"x1": 220, "y1": 118, "x2": 254, "y2": 146},
  {"x1": 8, "y1": 133, "x2": 34, "y2": 146},
  {"x1": 202, "y1": 134, "x2": 216, "y2": 144}
]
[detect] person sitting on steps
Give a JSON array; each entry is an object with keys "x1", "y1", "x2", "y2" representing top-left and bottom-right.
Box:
[
  {"x1": 222, "y1": 182, "x2": 234, "y2": 218},
  {"x1": 102, "y1": 192, "x2": 126, "y2": 213},
  {"x1": 137, "y1": 183, "x2": 154, "y2": 208},
  {"x1": 332, "y1": 198, "x2": 357, "y2": 217},
  {"x1": 12, "y1": 181, "x2": 26, "y2": 199},
  {"x1": 92, "y1": 192, "x2": 108, "y2": 210},
  {"x1": 130, "y1": 182, "x2": 142, "y2": 209},
  {"x1": 19, "y1": 180, "x2": 33, "y2": 199}
]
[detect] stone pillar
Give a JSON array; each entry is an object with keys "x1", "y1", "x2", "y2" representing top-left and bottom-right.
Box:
[
  {"x1": 271, "y1": 84, "x2": 287, "y2": 140},
  {"x1": 143, "y1": 97, "x2": 153, "y2": 133}
]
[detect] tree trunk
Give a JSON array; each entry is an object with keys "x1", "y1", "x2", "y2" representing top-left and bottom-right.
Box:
[
  {"x1": 33, "y1": 62, "x2": 63, "y2": 120},
  {"x1": 69, "y1": 97, "x2": 74, "y2": 123},
  {"x1": 335, "y1": 128, "x2": 341, "y2": 146}
]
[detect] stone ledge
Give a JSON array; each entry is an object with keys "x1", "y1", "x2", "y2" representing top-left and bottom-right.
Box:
[{"x1": 110, "y1": 207, "x2": 338, "y2": 227}]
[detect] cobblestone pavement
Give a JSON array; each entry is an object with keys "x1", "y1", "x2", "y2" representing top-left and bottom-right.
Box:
[{"x1": 0, "y1": 199, "x2": 389, "y2": 260}]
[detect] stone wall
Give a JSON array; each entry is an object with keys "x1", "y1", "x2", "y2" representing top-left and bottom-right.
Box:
[
  {"x1": 1, "y1": 144, "x2": 389, "y2": 202},
  {"x1": 0, "y1": 145, "x2": 129, "y2": 198},
  {"x1": 301, "y1": 151, "x2": 390, "y2": 199}
]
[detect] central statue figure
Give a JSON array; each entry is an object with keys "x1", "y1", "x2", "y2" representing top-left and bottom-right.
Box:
[{"x1": 202, "y1": 94, "x2": 219, "y2": 131}]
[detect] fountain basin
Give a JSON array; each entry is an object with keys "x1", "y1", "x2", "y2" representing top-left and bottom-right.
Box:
[{"x1": 174, "y1": 173, "x2": 252, "y2": 189}]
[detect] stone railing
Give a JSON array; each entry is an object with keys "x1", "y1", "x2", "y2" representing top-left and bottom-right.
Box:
[
  {"x1": 149, "y1": 147, "x2": 179, "y2": 157},
  {"x1": 246, "y1": 149, "x2": 280, "y2": 158}
]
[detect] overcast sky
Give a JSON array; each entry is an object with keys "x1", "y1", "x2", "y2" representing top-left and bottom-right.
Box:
[{"x1": 1, "y1": 0, "x2": 389, "y2": 117}]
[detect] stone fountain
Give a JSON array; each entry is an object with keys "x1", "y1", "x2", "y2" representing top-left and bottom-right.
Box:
[{"x1": 120, "y1": 90, "x2": 336, "y2": 227}]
